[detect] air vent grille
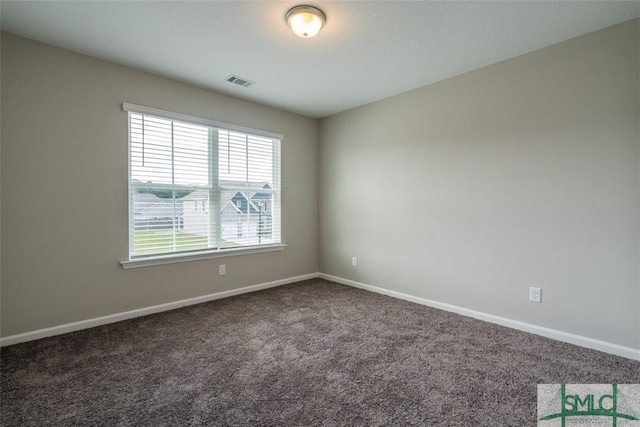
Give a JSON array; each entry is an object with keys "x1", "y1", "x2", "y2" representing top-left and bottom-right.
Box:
[{"x1": 226, "y1": 75, "x2": 255, "y2": 88}]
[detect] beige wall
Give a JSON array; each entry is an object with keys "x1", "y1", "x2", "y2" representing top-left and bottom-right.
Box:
[
  {"x1": 1, "y1": 33, "x2": 319, "y2": 337},
  {"x1": 319, "y1": 19, "x2": 640, "y2": 348},
  {"x1": 2, "y1": 20, "x2": 639, "y2": 350}
]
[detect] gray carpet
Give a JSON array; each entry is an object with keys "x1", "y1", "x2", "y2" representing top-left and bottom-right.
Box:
[{"x1": 1, "y1": 278, "x2": 639, "y2": 426}]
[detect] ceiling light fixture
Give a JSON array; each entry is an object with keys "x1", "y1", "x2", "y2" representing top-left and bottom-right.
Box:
[{"x1": 286, "y1": 5, "x2": 326, "y2": 38}]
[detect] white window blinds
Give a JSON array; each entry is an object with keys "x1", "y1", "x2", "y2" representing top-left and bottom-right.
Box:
[{"x1": 125, "y1": 103, "x2": 281, "y2": 259}]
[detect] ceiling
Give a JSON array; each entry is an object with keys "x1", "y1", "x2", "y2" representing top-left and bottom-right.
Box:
[{"x1": 1, "y1": 1, "x2": 639, "y2": 119}]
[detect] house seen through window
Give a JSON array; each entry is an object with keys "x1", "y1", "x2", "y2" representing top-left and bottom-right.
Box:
[{"x1": 127, "y1": 105, "x2": 281, "y2": 259}]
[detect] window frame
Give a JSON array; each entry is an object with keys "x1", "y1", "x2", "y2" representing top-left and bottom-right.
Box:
[{"x1": 121, "y1": 103, "x2": 286, "y2": 269}]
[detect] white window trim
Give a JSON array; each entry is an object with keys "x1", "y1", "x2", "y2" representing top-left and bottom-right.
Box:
[
  {"x1": 122, "y1": 102, "x2": 285, "y2": 268},
  {"x1": 121, "y1": 243, "x2": 287, "y2": 269},
  {"x1": 122, "y1": 103, "x2": 283, "y2": 140}
]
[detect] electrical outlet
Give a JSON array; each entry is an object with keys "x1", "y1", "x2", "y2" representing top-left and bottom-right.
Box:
[
  {"x1": 219, "y1": 264, "x2": 226, "y2": 276},
  {"x1": 529, "y1": 287, "x2": 541, "y2": 303},
  {"x1": 351, "y1": 257, "x2": 358, "y2": 267}
]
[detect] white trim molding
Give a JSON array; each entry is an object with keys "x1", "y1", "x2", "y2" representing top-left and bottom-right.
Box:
[
  {"x1": 0, "y1": 272, "x2": 319, "y2": 347},
  {"x1": 122, "y1": 102, "x2": 284, "y2": 140},
  {"x1": 319, "y1": 273, "x2": 640, "y2": 362},
  {"x1": 4, "y1": 271, "x2": 639, "y2": 362},
  {"x1": 121, "y1": 244, "x2": 287, "y2": 269}
]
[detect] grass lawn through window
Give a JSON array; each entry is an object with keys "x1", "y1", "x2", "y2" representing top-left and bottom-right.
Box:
[{"x1": 134, "y1": 231, "x2": 236, "y2": 256}]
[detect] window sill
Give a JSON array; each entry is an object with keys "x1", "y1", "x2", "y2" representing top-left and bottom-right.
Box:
[{"x1": 121, "y1": 244, "x2": 287, "y2": 269}]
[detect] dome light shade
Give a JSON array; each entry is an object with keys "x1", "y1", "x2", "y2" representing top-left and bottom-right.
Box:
[{"x1": 286, "y1": 5, "x2": 326, "y2": 38}]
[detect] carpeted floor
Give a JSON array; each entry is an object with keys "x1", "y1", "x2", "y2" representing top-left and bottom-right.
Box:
[{"x1": 1, "y1": 278, "x2": 639, "y2": 426}]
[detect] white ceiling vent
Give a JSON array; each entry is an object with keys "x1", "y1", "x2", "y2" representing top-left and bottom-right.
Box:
[{"x1": 226, "y1": 75, "x2": 255, "y2": 88}]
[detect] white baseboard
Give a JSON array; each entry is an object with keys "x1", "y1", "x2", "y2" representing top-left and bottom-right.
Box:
[
  {"x1": 0, "y1": 272, "x2": 320, "y2": 347},
  {"x1": 4, "y1": 271, "x2": 639, "y2": 362},
  {"x1": 319, "y1": 273, "x2": 640, "y2": 362}
]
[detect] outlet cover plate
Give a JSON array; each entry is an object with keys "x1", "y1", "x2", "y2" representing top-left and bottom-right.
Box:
[{"x1": 529, "y1": 286, "x2": 541, "y2": 303}]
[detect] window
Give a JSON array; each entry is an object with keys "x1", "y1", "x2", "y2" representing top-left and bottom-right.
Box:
[{"x1": 123, "y1": 103, "x2": 282, "y2": 267}]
